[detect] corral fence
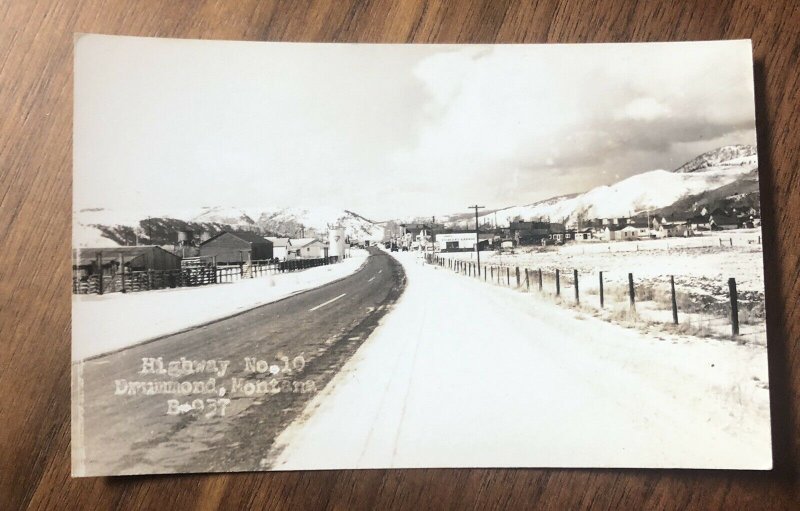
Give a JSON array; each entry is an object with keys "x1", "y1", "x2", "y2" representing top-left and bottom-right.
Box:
[
  {"x1": 427, "y1": 253, "x2": 766, "y2": 343},
  {"x1": 73, "y1": 255, "x2": 339, "y2": 295}
]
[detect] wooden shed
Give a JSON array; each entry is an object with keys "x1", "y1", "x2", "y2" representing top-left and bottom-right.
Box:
[{"x1": 199, "y1": 231, "x2": 273, "y2": 264}]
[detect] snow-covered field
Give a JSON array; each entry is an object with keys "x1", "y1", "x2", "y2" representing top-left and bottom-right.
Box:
[
  {"x1": 444, "y1": 229, "x2": 765, "y2": 291},
  {"x1": 269, "y1": 251, "x2": 771, "y2": 470},
  {"x1": 437, "y1": 229, "x2": 767, "y2": 344},
  {"x1": 72, "y1": 251, "x2": 368, "y2": 361}
]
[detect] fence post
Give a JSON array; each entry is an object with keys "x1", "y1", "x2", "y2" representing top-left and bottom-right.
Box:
[
  {"x1": 525, "y1": 269, "x2": 530, "y2": 291},
  {"x1": 484, "y1": 266, "x2": 487, "y2": 281},
  {"x1": 96, "y1": 251, "x2": 103, "y2": 295},
  {"x1": 516, "y1": 267, "x2": 520, "y2": 288},
  {"x1": 670, "y1": 275, "x2": 678, "y2": 324},
  {"x1": 628, "y1": 273, "x2": 635, "y2": 311},
  {"x1": 490, "y1": 266, "x2": 494, "y2": 282},
  {"x1": 538, "y1": 269, "x2": 543, "y2": 291},
  {"x1": 506, "y1": 267, "x2": 510, "y2": 286},
  {"x1": 120, "y1": 254, "x2": 126, "y2": 293},
  {"x1": 574, "y1": 269, "x2": 579, "y2": 304},
  {"x1": 599, "y1": 271, "x2": 604, "y2": 308},
  {"x1": 555, "y1": 269, "x2": 560, "y2": 296},
  {"x1": 729, "y1": 277, "x2": 739, "y2": 336}
]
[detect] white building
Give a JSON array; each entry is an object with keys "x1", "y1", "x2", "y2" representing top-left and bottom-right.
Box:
[
  {"x1": 435, "y1": 232, "x2": 493, "y2": 251},
  {"x1": 290, "y1": 238, "x2": 328, "y2": 258},
  {"x1": 618, "y1": 225, "x2": 650, "y2": 240},
  {"x1": 265, "y1": 237, "x2": 291, "y2": 260}
]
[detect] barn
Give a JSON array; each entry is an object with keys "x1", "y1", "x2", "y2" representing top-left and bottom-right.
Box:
[
  {"x1": 72, "y1": 245, "x2": 182, "y2": 277},
  {"x1": 199, "y1": 231, "x2": 273, "y2": 264}
]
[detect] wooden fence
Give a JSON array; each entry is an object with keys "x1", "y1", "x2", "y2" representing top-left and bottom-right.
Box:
[{"x1": 73, "y1": 256, "x2": 338, "y2": 295}]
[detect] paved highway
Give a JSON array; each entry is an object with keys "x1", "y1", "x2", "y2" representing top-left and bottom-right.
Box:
[{"x1": 72, "y1": 246, "x2": 405, "y2": 475}]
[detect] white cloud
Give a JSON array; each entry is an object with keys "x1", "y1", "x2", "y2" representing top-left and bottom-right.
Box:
[
  {"x1": 385, "y1": 41, "x2": 756, "y2": 214},
  {"x1": 75, "y1": 37, "x2": 757, "y2": 220}
]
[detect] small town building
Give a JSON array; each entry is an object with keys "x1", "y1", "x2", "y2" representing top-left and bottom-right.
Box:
[
  {"x1": 688, "y1": 214, "x2": 711, "y2": 231},
  {"x1": 654, "y1": 222, "x2": 690, "y2": 238},
  {"x1": 508, "y1": 221, "x2": 550, "y2": 245},
  {"x1": 601, "y1": 225, "x2": 624, "y2": 241},
  {"x1": 199, "y1": 231, "x2": 273, "y2": 264},
  {"x1": 290, "y1": 238, "x2": 328, "y2": 258},
  {"x1": 617, "y1": 225, "x2": 645, "y2": 240},
  {"x1": 709, "y1": 214, "x2": 740, "y2": 230},
  {"x1": 435, "y1": 232, "x2": 493, "y2": 251}
]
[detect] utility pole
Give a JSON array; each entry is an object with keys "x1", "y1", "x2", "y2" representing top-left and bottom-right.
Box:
[{"x1": 468, "y1": 205, "x2": 485, "y2": 276}]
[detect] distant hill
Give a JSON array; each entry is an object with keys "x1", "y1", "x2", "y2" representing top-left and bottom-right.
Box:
[{"x1": 651, "y1": 167, "x2": 760, "y2": 219}]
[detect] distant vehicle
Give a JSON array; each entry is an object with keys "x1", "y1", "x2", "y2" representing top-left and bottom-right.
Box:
[
  {"x1": 384, "y1": 242, "x2": 391, "y2": 249},
  {"x1": 390, "y1": 244, "x2": 398, "y2": 252},
  {"x1": 401, "y1": 246, "x2": 409, "y2": 251}
]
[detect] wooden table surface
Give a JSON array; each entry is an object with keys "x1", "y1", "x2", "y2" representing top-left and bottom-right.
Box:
[{"x1": 1, "y1": 1, "x2": 798, "y2": 509}]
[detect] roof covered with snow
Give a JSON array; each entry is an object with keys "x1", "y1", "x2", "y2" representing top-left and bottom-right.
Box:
[
  {"x1": 201, "y1": 231, "x2": 270, "y2": 245},
  {"x1": 290, "y1": 238, "x2": 326, "y2": 248},
  {"x1": 265, "y1": 237, "x2": 291, "y2": 247}
]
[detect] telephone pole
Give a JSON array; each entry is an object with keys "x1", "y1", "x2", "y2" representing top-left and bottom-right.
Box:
[{"x1": 468, "y1": 205, "x2": 485, "y2": 276}]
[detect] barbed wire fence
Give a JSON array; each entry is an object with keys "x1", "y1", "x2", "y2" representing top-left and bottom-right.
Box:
[{"x1": 428, "y1": 253, "x2": 767, "y2": 345}]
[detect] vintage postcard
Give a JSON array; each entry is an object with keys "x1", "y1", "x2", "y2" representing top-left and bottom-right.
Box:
[{"x1": 72, "y1": 35, "x2": 771, "y2": 475}]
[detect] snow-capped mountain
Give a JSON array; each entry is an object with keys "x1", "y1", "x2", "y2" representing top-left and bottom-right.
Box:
[
  {"x1": 73, "y1": 206, "x2": 385, "y2": 248},
  {"x1": 472, "y1": 145, "x2": 758, "y2": 226},
  {"x1": 673, "y1": 144, "x2": 757, "y2": 173},
  {"x1": 253, "y1": 207, "x2": 385, "y2": 241}
]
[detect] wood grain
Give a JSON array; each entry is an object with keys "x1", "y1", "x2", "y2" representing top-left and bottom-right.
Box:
[{"x1": 1, "y1": 0, "x2": 798, "y2": 509}]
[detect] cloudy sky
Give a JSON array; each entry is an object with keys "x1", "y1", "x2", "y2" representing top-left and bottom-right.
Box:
[{"x1": 75, "y1": 36, "x2": 756, "y2": 220}]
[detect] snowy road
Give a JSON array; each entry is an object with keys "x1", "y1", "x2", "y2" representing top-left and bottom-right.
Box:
[
  {"x1": 72, "y1": 247, "x2": 406, "y2": 475},
  {"x1": 269, "y1": 251, "x2": 771, "y2": 470}
]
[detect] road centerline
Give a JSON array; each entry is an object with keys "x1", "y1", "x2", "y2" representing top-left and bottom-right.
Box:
[{"x1": 308, "y1": 293, "x2": 347, "y2": 312}]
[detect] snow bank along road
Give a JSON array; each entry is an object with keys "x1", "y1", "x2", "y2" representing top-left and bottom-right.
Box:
[
  {"x1": 72, "y1": 250, "x2": 369, "y2": 361},
  {"x1": 270, "y1": 251, "x2": 771, "y2": 470},
  {"x1": 72, "y1": 247, "x2": 405, "y2": 476}
]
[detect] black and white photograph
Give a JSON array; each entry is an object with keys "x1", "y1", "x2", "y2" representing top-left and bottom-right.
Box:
[{"x1": 71, "y1": 35, "x2": 771, "y2": 476}]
